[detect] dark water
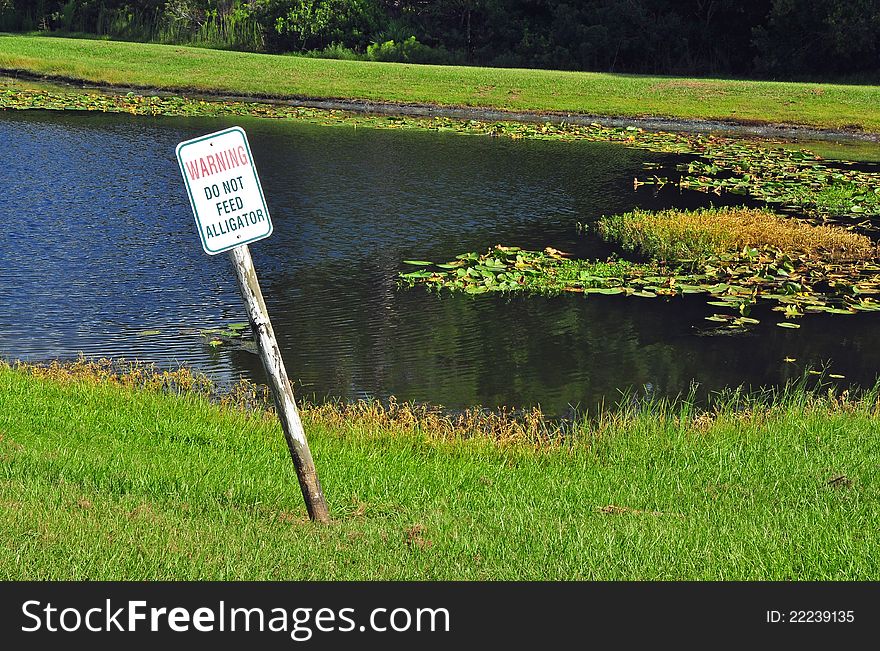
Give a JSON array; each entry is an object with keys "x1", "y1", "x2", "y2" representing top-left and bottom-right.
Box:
[{"x1": 2, "y1": 110, "x2": 879, "y2": 414}]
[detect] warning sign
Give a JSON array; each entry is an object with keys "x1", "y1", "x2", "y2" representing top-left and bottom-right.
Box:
[{"x1": 176, "y1": 126, "x2": 273, "y2": 255}]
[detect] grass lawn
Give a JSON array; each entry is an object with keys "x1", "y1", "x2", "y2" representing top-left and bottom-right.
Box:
[
  {"x1": 1, "y1": 34, "x2": 879, "y2": 132},
  {"x1": 1, "y1": 364, "x2": 877, "y2": 580}
]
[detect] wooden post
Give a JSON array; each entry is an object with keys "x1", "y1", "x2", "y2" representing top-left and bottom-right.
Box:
[{"x1": 229, "y1": 244, "x2": 330, "y2": 524}]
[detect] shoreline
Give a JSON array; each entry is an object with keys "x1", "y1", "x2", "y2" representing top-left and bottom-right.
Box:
[{"x1": 3, "y1": 66, "x2": 879, "y2": 144}]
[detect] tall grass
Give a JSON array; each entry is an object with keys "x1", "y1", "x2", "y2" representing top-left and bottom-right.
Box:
[
  {"x1": 155, "y1": 11, "x2": 264, "y2": 52},
  {"x1": 17, "y1": 5, "x2": 265, "y2": 52},
  {"x1": 597, "y1": 206, "x2": 877, "y2": 261},
  {"x1": 17, "y1": 358, "x2": 563, "y2": 445}
]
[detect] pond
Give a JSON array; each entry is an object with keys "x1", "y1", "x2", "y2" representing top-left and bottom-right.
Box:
[{"x1": 2, "y1": 109, "x2": 879, "y2": 414}]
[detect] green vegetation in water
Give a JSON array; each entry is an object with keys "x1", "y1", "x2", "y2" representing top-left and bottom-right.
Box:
[
  {"x1": 134, "y1": 320, "x2": 255, "y2": 351},
  {"x1": 780, "y1": 140, "x2": 880, "y2": 164},
  {"x1": 402, "y1": 208, "x2": 880, "y2": 332},
  {"x1": 651, "y1": 141, "x2": 880, "y2": 225},
  {"x1": 789, "y1": 182, "x2": 880, "y2": 219},
  {"x1": 197, "y1": 322, "x2": 255, "y2": 352},
  {"x1": 1, "y1": 81, "x2": 879, "y2": 222},
  {"x1": 402, "y1": 246, "x2": 652, "y2": 296},
  {"x1": 2, "y1": 360, "x2": 879, "y2": 580}
]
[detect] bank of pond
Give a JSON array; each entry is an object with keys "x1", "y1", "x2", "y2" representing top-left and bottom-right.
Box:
[{"x1": 3, "y1": 361, "x2": 879, "y2": 579}]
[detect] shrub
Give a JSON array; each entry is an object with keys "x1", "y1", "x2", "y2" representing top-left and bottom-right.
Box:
[
  {"x1": 299, "y1": 41, "x2": 362, "y2": 60},
  {"x1": 366, "y1": 36, "x2": 460, "y2": 65}
]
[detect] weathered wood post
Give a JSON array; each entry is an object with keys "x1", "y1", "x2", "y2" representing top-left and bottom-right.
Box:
[
  {"x1": 176, "y1": 126, "x2": 330, "y2": 523},
  {"x1": 229, "y1": 244, "x2": 330, "y2": 524}
]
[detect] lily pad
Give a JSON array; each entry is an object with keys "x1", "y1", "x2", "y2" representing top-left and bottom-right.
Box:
[{"x1": 584, "y1": 287, "x2": 624, "y2": 295}]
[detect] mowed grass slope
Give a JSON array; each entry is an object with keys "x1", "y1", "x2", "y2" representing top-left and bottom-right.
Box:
[
  {"x1": 1, "y1": 365, "x2": 878, "y2": 580},
  {"x1": 1, "y1": 34, "x2": 879, "y2": 131}
]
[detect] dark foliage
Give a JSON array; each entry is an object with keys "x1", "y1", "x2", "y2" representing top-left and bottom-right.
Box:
[{"x1": 1, "y1": 0, "x2": 877, "y2": 80}]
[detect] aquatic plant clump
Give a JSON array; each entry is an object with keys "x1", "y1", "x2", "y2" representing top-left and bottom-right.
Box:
[
  {"x1": 402, "y1": 246, "x2": 654, "y2": 296},
  {"x1": 597, "y1": 207, "x2": 877, "y2": 262},
  {"x1": 401, "y1": 208, "x2": 880, "y2": 331},
  {"x1": 401, "y1": 246, "x2": 679, "y2": 302},
  {"x1": 661, "y1": 143, "x2": 880, "y2": 224}
]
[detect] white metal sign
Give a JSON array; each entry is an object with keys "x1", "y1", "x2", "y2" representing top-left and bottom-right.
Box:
[{"x1": 176, "y1": 126, "x2": 273, "y2": 255}]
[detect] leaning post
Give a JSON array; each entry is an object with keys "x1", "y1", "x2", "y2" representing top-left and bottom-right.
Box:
[
  {"x1": 176, "y1": 126, "x2": 329, "y2": 523},
  {"x1": 228, "y1": 244, "x2": 330, "y2": 523}
]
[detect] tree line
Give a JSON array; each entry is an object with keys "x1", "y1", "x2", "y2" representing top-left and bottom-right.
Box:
[{"x1": 2, "y1": 0, "x2": 877, "y2": 80}]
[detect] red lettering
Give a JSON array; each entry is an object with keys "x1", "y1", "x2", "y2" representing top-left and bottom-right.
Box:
[
  {"x1": 185, "y1": 160, "x2": 200, "y2": 180},
  {"x1": 184, "y1": 141, "x2": 249, "y2": 182}
]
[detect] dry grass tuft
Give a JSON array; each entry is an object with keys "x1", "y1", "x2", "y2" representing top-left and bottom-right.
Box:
[
  {"x1": 7, "y1": 358, "x2": 562, "y2": 445},
  {"x1": 304, "y1": 396, "x2": 560, "y2": 445},
  {"x1": 598, "y1": 206, "x2": 877, "y2": 261},
  {"x1": 15, "y1": 357, "x2": 273, "y2": 413},
  {"x1": 7, "y1": 359, "x2": 880, "y2": 448}
]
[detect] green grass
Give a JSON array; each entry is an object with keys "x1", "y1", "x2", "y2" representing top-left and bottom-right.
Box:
[
  {"x1": 2, "y1": 34, "x2": 880, "y2": 131},
  {"x1": 1, "y1": 364, "x2": 878, "y2": 580},
  {"x1": 781, "y1": 139, "x2": 880, "y2": 163}
]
